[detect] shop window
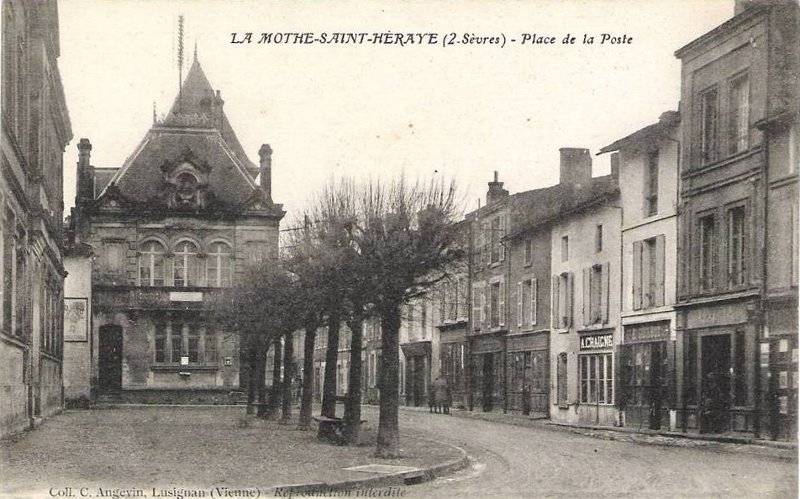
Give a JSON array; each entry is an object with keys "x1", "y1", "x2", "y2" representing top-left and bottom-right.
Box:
[
  {"x1": 728, "y1": 73, "x2": 749, "y2": 155},
  {"x1": 579, "y1": 353, "x2": 613, "y2": 404},
  {"x1": 645, "y1": 150, "x2": 659, "y2": 217},
  {"x1": 727, "y1": 206, "x2": 746, "y2": 288},
  {"x1": 701, "y1": 86, "x2": 719, "y2": 164}
]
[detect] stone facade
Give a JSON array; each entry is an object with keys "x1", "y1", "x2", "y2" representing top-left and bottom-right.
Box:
[
  {"x1": 64, "y1": 55, "x2": 283, "y2": 403},
  {"x1": 0, "y1": 0, "x2": 72, "y2": 436},
  {"x1": 674, "y1": 0, "x2": 798, "y2": 439}
]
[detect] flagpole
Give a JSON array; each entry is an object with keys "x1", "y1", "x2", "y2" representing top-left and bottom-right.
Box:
[{"x1": 178, "y1": 15, "x2": 184, "y2": 113}]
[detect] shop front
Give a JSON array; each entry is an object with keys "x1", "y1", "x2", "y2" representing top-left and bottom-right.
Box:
[
  {"x1": 439, "y1": 326, "x2": 468, "y2": 409},
  {"x1": 401, "y1": 341, "x2": 431, "y2": 407},
  {"x1": 677, "y1": 298, "x2": 759, "y2": 435},
  {"x1": 619, "y1": 321, "x2": 673, "y2": 430},
  {"x1": 506, "y1": 332, "x2": 549, "y2": 417},
  {"x1": 576, "y1": 330, "x2": 619, "y2": 426},
  {"x1": 470, "y1": 333, "x2": 505, "y2": 412}
]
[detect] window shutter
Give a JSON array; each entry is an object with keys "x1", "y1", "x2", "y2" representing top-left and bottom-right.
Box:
[
  {"x1": 632, "y1": 240, "x2": 643, "y2": 310},
  {"x1": 499, "y1": 216, "x2": 506, "y2": 261},
  {"x1": 582, "y1": 267, "x2": 591, "y2": 326},
  {"x1": 499, "y1": 279, "x2": 506, "y2": 326},
  {"x1": 517, "y1": 281, "x2": 523, "y2": 327},
  {"x1": 482, "y1": 284, "x2": 489, "y2": 328},
  {"x1": 531, "y1": 278, "x2": 538, "y2": 325},
  {"x1": 655, "y1": 235, "x2": 665, "y2": 307},
  {"x1": 483, "y1": 227, "x2": 490, "y2": 266},
  {"x1": 552, "y1": 276, "x2": 560, "y2": 329},
  {"x1": 601, "y1": 262, "x2": 610, "y2": 324},
  {"x1": 566, "y1": 273, "x2": 574, "y2": 328},
  {"x1": 472, "y1": 283, "x2": 481, "y2": 330}
]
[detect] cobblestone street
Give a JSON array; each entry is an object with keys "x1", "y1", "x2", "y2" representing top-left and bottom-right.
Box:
[{"x1": 1, "y1": 405, "x2": 796, "y2": 498}]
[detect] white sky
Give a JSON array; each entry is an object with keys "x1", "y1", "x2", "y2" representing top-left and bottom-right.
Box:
[{"x1": 58, "y1": 0, "x2": 734, "y2": 220}]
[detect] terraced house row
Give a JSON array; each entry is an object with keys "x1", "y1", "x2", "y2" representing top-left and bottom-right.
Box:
[{"x1": 394, "y1": 0, "x2": 798, "y2": 441}]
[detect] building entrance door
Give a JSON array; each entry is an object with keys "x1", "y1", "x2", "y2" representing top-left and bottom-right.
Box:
[
  {"x1": 98, "y1": 325, "x2": 123, "y2": 392},
  {"x1": 701, "y1": 334, "x2": 731, "y2": 433}
]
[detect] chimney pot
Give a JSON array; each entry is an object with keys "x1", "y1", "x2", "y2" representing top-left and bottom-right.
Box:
[
  {"x1": 486, "y1": 171, "x2": 508, "y2": 205},
  {"x1": 258, "y1": 144, "x2": 273, "y2": 201}
]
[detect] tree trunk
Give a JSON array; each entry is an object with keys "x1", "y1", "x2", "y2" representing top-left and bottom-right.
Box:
[
  {"x1": 255, "y1": 336, "x2": 269, "y2": 417},
  {"x1": 318, "y1": 311, "x2": 341, "y2": 441},
  {"x1": 265, "y1": 337, "x2": 282, "y2": 418},
  {"x1": 298, "y1": 325, "x2": 317, "y2": 430},
  {"x1": 279, "y1": 332, "x2": 295, "y2": 424},
  {"x1": 343, "y1": 316, "x2": 364, "y2": 444},
  {"x1": 245, "y1": 335, "x2": 257, "y2": 415},
  {"x1": 376, "y1": 305, "x2": 401, "y2": 458}
]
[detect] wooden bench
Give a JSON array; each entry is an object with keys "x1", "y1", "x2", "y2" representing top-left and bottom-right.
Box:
[{"x1": 312, "y1": 415, "x2": 368, "y2": 443}]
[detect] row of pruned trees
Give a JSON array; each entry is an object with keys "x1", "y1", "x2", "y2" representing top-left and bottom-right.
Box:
[{"x1": 221, "y1": 176, "x2": 461, "y2": 458}]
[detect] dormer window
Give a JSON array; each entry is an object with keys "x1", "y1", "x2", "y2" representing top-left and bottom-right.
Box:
[{"x1": 175, "y1": 172, "x2": 199, "y2": 208}]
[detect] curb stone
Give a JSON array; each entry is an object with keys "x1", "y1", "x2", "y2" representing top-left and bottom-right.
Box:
[{"x1": 271, "y1": 435, "x2": 469, "y2": 494}]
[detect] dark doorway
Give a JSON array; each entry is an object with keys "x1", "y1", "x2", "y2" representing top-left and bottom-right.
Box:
[
  {"x1": 701, "y1": 334, "x2": 731, "y2": 433},
  {"x1": 406, "y1": 356, "x2": 427, "y2": 407},
  {"x1": 482, "y1": 353, "x2": 494, "y2": 412},
  {"x1": 621, "y1": 342, "x2": 667, "y2": 430},
  {"x1": 98, "y1": 325, "x2": 123, "y2": 392}
]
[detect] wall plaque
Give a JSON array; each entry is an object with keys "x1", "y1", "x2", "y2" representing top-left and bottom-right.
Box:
[{"x1": 64, "y1": 297, "x2": 88, "y2": 342}]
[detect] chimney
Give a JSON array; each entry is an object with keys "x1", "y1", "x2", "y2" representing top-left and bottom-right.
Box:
[
  {"x1": 609, "y1": 152, "x2": 620, "y2": 180},
  {"x1": 486, "y1": 171, "x2": 509, "y2": 206},
  {"x1": 76, "y1": 138, "x2": 94, "y2": 203},
  {"x1": 559, "y1": 147, "x2": 592, "y2": 187},
  {"x1": 212, "y1": 89, "x2": 224, "y2": 128},
  {"x1": 258, "y1": 144, "x2": 273, "y2": 201}
]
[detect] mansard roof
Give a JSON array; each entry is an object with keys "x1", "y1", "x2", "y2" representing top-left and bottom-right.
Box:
[{"x1": 97, "y1": 56, "x2": 270, "y2": 211}]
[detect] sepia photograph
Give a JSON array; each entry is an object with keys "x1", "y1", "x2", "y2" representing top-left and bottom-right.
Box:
[{"x1": 0, "y1": 0, "x2": 798, "y2": 497}]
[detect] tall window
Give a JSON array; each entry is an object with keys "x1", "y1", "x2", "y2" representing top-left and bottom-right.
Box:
[
  {"x1": 633, "y1": 236, "x2": 665, "y2": 309},
  {"x1": 561, "y1": 236, "x2": 569, "y2": 262},
  {"x1": 699, "y1": 214, "x2": 716, "y2": 291},
  {"x1": 645, "y1": 238, "x2": 658, "y2": 306},
  {"x1": 589, "y1": 265, "x2": 603, "y2": 324},
  {"x1": 701, "y1": 87, "x2": 719, "y2": 164},
  {"x1": 553, "y1": 272, "x2": 573, "y2": 329},
  {"x1": 139, "y1": 241, "x2": 165, "y2": 286},
  {"x1": 171, "y1": 323, "x2": 184, "y2": 363},
  {"x1": 729, "y1": 74, "x2": 749, "y2": 155},
  {"x1": 524, "y1": 238, "x2": 533, "y2": 265},
  {"x1": 579, "y1": 353, "x2": 613, "y2": 404},
  {"x1": 490, "y1": 217, "x2": 504, "y2": 263},
  {"x1": 173, "y1": 241, "x2": 200, "y2": 287},
  {"x1": 518, "y1": 278, "x2": 537, "y2": 326},
  {"x1": 420, "y1": 301, "x2": 428, "y2": 339},
  {"x1": 155, "y1": 323, "x2": 166, "y2": 363},
  {"x1": 727, "y1": 206, "x2": 746, "y2": 287},
  {"x1": 489, "y1": 280, "x2": 505, "y2": 328},
  {"x1": 645, "y1": 150, "x2": 659, "y2": 216},
  {"x1": 207, "y1": 242, "x2": 232, "y2": 287}
]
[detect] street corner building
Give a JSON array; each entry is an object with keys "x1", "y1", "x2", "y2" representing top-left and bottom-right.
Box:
[
  {"x1": 62, "y1": 53, "x2": 284, "y2": 405},
  {"x1": 0, "y1": 0, "x2": 73, "y2": 437}
]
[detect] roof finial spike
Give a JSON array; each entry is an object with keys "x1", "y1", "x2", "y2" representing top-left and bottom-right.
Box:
[
  {"x1": 153, "y1": 101, "x2": 157, "y2": 124},
  {"x1": 194, "y1": 40, "x2": 198, "y2": 61}
]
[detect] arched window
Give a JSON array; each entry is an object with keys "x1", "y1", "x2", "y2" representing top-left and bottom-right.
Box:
[
  {"x1": 207, "y1": 242, "x2": 232, "y2": 287},
  {"x1": 139, "y1": 241, "x2": 165, "y2": 286},
  {"x1": 175, "y1": 172, "x2": 199, "y2": 207},
  {"x1": 173, "y1": 241, "x2": 200, "y2": 287}
]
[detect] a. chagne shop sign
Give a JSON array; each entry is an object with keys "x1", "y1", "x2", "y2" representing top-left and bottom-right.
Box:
[{"x1": 579, "y1": 333, "x2": 613, "y2": 350}]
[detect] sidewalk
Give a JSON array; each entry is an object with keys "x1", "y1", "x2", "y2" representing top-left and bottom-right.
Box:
[
  {"x1": 1, "y1": 406, "x2": 467, "y2": 498},
  {"x1": 398, "y1": 404, "x2": 797, "y2": 461}
]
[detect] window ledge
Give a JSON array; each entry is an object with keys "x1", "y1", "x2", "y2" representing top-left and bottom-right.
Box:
[{"x1": 151, "y1": 364, "x2": 219, "y2": 372}]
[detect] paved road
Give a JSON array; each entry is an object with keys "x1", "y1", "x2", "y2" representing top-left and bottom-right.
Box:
[{"x1": 372, "y1": 407, "x2": 797, "y2": 498}]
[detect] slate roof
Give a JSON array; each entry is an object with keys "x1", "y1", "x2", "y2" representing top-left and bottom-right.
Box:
[
  {"x1": 598, "y1": 111, "x2": 679, "y2": 155},
  {"x1": 507, "y1": 174, "x2": 619, "y2": 239},
  {"x1": 97, "y1": 56, "x2": 265, "y2": 208},
  {"x1": 93, "y1": 168, "x2": 118, "y2": 196}
]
